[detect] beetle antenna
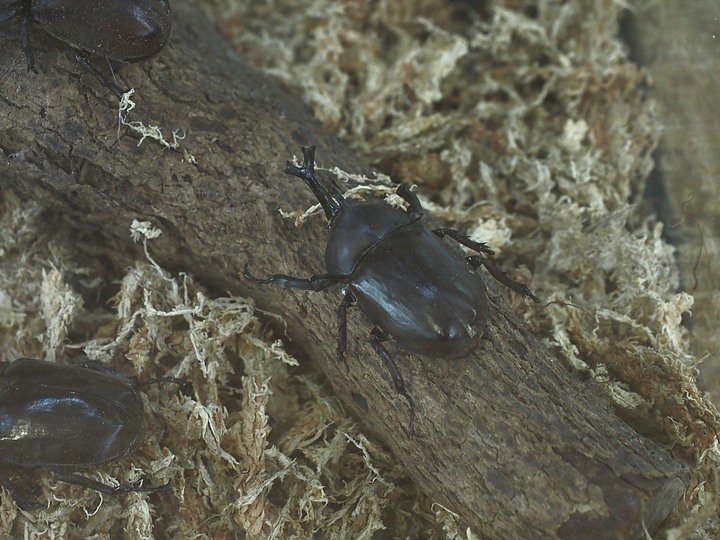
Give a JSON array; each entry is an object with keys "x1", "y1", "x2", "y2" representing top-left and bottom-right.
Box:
[{"x1": 285, "y1": 145, "x2": 343, "y2": 220}]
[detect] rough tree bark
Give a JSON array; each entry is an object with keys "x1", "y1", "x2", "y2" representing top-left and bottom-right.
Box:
[{"x1": 0, "y1": 4, "x2": 688, "y2": 538}]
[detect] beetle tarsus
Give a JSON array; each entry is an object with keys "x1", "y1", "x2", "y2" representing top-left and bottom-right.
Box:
[
  {"x1": 467, "y1": 255, "x2": 540, "y2": 303},
  {"x1": 434, "y1": 227, "x2": 540, "y2": 302},
  {"x1": 370, "y1": 328, "x2": 417, "y2": 436},
  {"x1": 433, "y1": 228, "x2": 495, "y2": 256}
]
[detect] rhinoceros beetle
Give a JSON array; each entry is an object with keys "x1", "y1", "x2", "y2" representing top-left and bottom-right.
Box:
[
  {"x1": 244, "y1": 145, "x2": 540, "y2": 433},
  {"x1": 0, "y1": 0, "x2": 171, "y2": 97},
  {"x1": 0, "y1": 358, "x2": 171, "y2": 508}
]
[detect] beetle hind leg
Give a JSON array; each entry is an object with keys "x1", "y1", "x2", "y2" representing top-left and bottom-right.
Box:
[
  {"x1": 434, "y1": 228, "x2": 540, "y2": 302},
  {"x1": 369, "y1": 328, "x2": 417, "y2": 435},
  {"x1": 467, "y1": 255, "x2": 540, "y2": 302},
  {"x1": 337, "y1": 292, "x2": 356, "y2": 365},
  {"x1": 244, "y1": 263, "x2": 345, "y2": 291}
]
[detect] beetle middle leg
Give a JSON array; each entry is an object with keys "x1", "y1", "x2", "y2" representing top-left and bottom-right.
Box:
[
  {"x1": 433, "y1": 228, "x2": 540, "y2": 302},
  {"x1": 369, "y1": 328, "x2": 417, "y2": 435}
]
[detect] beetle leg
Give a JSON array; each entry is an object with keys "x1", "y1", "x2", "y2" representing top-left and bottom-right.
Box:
[
  {"x1": 467, "y1": 255, "x2": 540, "y2": 303},
  {"x1": 49, "y1": 470, "x2": 171, "y2": 495},
  {"x1": 73, "y1": 52, "x2": 124, "y2": 100},
  {"x1": 337, "y1": 292, "x2": 356, "y2": 363},
  {"x1": 0, "y1": 473, "x2": 39, "y2": 510},
  {"x1": 19, "y1": 13, "x2": 37, "y2": 73},
  {"x1": 396, "y1": 184, "x2": 423, "y2": 222},
  {"x1": 434, "y1": 228, "x2": 540, "y2": 302},
  {"x1": 369, "y1": 328, "x2": 417, "y2": 435},
  {"x1": 244, "y1": 263, "x2": 345, "y2": 291},
  {"x1": 432, "y1": 228, "x2": 495, "y2": 256}
]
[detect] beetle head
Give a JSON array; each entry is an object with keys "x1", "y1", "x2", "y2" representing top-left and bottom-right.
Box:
[
  {"x1": 286, "y1": 146, "x2": 412, "y2": 275},
  {"x1": 284, "y1": 146, "x2": 345, "y2": 221}
]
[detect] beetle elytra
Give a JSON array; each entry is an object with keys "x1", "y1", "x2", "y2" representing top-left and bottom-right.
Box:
[{"x1": 245, "y1": 146, "x2": 539, "y2": 433}]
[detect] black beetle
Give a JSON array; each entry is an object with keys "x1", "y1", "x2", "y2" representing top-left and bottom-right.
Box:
[
  {"x1": 244, "y1": 145, "x2": 540, "y2": 433},
  {"x1": 0, "y1": 358, "x2": 169, "y2": 508},
  {"x1": 0, "y1": 0, "x2": 171, "y2": 97}
]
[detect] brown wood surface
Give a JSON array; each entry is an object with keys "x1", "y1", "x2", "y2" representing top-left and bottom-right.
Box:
[{"x1": 0, "y1": 3, "x2": 688, "y2": 538}]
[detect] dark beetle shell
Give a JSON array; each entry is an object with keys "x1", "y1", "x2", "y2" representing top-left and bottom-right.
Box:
[
  {"x1": 0, "y1": 358, "x2": 144, "y2": 467},
  {"x1": 31, "y1": 0, "x2": 171, "y2": 61},
  {"x1": 349, "y1": 224, "x2": 489, "y2": 358},
  {"x1": 325, "y1": 203, "x2": 411, "y2": 275}
]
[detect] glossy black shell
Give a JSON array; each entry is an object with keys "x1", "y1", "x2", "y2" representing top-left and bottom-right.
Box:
[
  {"x1": 31, "y1": 0, "x2": 171, "y2": 60},
  {"x1": 347, "y1": 223, "x2": 489, "y2": 357},
  {"x1": 325, "y1": 202, "x2": 411, "y2": 275},
  {"x1": 0, "y1": 359, "x2": 144, "y2": 467}
]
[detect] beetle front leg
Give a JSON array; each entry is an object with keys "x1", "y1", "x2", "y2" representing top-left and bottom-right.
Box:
[
  {"x1": 49, "y1": 470, "x2": 171, "y2": 495},
  {"x1": 369, "y1": 328, "x2": 417, "y2": 435},
  {"x1": 244, "y1": 263, "x2": 345, "y2": 291},
  {"x1": 396, "y1": 184, "x2": 423, "y2": 222},
  {"x1": 337, "y1": 292, "x2": 356, "y2": 362}
]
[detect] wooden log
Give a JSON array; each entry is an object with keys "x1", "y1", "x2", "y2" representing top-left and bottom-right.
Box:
[{"x1": 0, "y1": 3, "x2": 687, "y2": 537}]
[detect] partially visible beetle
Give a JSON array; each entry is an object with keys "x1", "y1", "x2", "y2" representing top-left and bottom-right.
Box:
[
  {"x1": 0, "y1": 358, "x2": 170, "y2": 508},
  {"x1": 244, "y1": 145, "x2": 540, "y2": 433},
  {"x1": 0, "y1": 0, "x2": 171, "y2": 97}
]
